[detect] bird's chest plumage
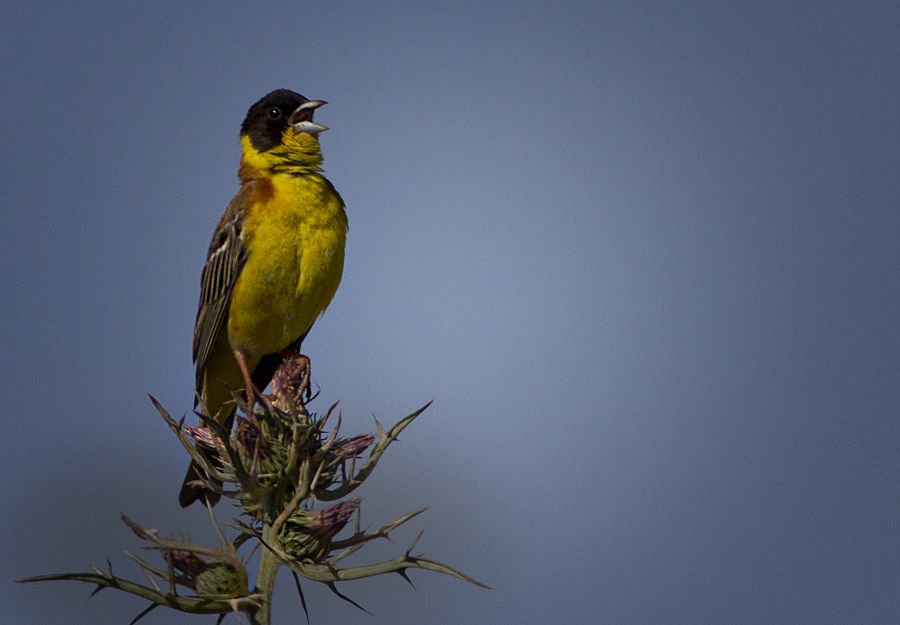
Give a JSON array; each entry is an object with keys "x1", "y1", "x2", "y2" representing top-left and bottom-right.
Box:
[{"x1": 227, "y1": 174, "x2": 346, "y2": 354}]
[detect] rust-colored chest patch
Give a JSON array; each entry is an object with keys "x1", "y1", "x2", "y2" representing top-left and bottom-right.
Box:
[
  {"x1": 238, "y1": 159, "x2": 276, "y2": 206},
  {"x1": 249, "y1": 177, "x2": 275, "y2": 205}
]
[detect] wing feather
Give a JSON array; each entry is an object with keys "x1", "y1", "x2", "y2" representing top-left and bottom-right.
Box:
[{"x1": 192, "y1": 186, "x2": 252, "y2": 395}]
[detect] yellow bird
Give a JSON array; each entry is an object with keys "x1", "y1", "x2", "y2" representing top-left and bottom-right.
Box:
[{"x1": 179, "y1": 89, "x2": 348, "y2": 507}]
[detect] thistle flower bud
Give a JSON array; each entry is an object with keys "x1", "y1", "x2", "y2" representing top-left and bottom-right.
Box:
[
  {"x1": 235, "y1": 417, "x2": 267, "y2": 459},
  {"x1": 306, "y1": 498, "x2": 360, "y2": 537},
  {"x1": 163, "y1": 549, "x2": 249, "y2": 600},
  {"x1": 270, "y1": 354, "x2": 307, "y2": 410},
  {"x1": 333, "y1": 433, "x2": 375, "y2": 459},
  {"x1": 185, "y1": 425, "x2": 218, "y2": 450},
  {"x1": 163, "y1": 549, "x2": 207, "y2": 578},
  {"x1": 194, "y1": 560, "x2": 249, "y2": 600}
]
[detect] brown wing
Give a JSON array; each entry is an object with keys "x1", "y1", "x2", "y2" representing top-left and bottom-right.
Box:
[{"x1": 192, "y1": 185, "x2": 252, "y2": 398}]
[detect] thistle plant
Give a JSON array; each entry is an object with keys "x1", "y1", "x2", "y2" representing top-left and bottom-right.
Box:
[{"x1": 19, "y1": 354, "x2": 488, "y2": 624}]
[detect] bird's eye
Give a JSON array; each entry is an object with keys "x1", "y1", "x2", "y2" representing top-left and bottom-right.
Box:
[{"x1": 268, "y1": 107, "x2": 282, "y2": 120}]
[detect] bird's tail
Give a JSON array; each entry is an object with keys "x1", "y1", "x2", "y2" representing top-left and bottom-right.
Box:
[
  {"x1": 179, "y1": 385, "x2": 231, "y2": 508},
  {"x1": 178, "y1": 454, "x2": 222, "y2": 508}
]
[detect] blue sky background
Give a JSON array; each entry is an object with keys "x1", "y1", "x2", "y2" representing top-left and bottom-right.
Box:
[{"x1": 2, "y1": 2, "x2": 899, "y2": 624}]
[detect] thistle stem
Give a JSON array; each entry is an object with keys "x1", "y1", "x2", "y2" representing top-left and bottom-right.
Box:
[{"x1": 252, "y1": 524, "x2": 281, "y2": 625}]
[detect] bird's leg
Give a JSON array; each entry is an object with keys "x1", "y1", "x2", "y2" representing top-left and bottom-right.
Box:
[{"x1": 234, "y1": 350, "x2": 257, "y2": 414}]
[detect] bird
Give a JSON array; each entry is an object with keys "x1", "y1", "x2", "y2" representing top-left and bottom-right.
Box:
[{"x1": 179, "y1": 89, "x2": 348, "y2": 507}]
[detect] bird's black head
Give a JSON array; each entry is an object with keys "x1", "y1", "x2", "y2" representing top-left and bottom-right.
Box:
[{"x1": 240, "y1": 89, "x2": 328, "y2": 152}]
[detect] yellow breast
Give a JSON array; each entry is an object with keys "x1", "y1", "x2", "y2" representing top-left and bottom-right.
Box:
[{"x1": 227, "y1": 173, "x2": 347, "y2": 356}]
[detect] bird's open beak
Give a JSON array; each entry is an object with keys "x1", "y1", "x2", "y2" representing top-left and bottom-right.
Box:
[{"x1": 289, "y1": 100, "x2": 328, "y2": 135}]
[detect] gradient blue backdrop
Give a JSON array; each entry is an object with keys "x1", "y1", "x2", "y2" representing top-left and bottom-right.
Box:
[{"x1": 2, "y1": 2, "x2": 899, "y2": 624}]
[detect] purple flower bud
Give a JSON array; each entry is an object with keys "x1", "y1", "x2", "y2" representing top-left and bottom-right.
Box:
[
  {"x1": 235, "y1": 418, "x2": 265, "y2": 457},
  {"x1": 185, "y1": 426, "x2": 218, "y2": 450},
  {"x1": 334, "y1": 433, "x2": 375, "y2": 459},
  {"x1": 306, "y1": 498, "x2": 361, "y2": 536},
  {"x1": 164, "y1": 550, "x2": 207, "y2": 578},
  {"x1": 270, "y1": 354, "x2": 307, "y2": 408}
]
